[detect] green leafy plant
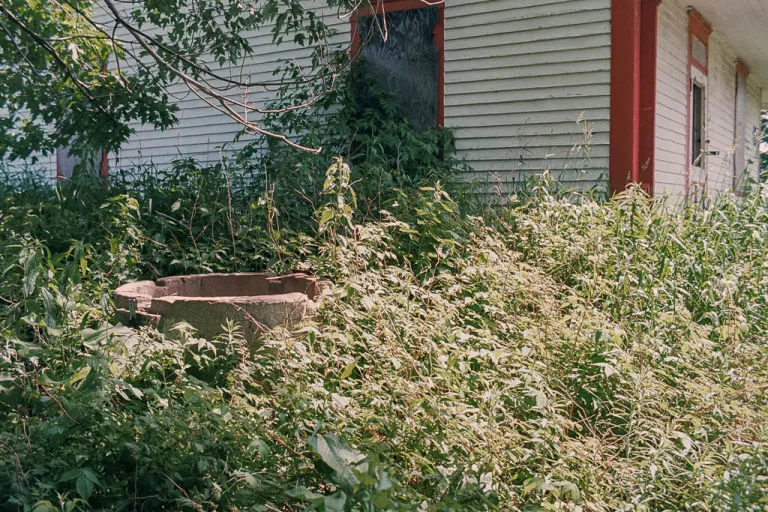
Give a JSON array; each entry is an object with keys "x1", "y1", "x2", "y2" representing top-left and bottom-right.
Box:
[
  {"x1": 2, "y1": 152, "x2": 768, "y2": 511},
  {"x1": 0, "y1": 0, "x2": 351, "y2": 161},
  {"x1": 257, "y1": 63, "x2": 471, "y2": 230}
]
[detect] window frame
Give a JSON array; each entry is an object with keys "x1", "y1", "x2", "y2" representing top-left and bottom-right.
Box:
[
  {"x1": 690, "y1": 81, "x2": 705, "y2": 166},
  {"x1": 686, "y1": 9, "x2": 711, "y2": 199},
  {"x1": 350, "y1": 0, "x2": 445, "y2": 127},
  {"x1": 688, "y1": 9, "x2": 711, "y2": 75}
]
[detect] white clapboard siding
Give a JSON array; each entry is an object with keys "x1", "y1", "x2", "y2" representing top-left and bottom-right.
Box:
[
  {"x1": 0, "y1": 104, "x2": 58, "y2": 181},
  {"x1": 654, "y1": 0, "x2": 689, "y2": 198},
  {"x1": 0, "y1": 147, "x2": 57, "y2": 182},
  {"x1": 744, "y1": 78, "x2": 763, "y2": 180},
  {"x1": 102, "y1": 0, "x2": 613, "y2": 187},
  {"x1": 705, "y1": 33, "x2": 738, "y2": 194},
  {"x1": 655, "y1": 0, "x2": 766, "y2": 199},
  {"x1": 99, "y1": 3, "x2": 351, "y2": 171},
  {"x1": 445, "y1": 0, "x2": 612, "y2": 190}
]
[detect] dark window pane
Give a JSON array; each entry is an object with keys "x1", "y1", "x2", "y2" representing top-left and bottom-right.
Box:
[
  {"x1": 691, "y1": 83, "x2": 703, "y2": 165},
  {"x1": 358, "y1": 7, "x2": 439, "y2": 131}
]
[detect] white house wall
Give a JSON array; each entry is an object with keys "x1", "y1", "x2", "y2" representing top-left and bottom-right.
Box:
[
  {"x1": 445, "y1": 0, "x2": 612, "y2": 193},
  {"x1": 655, "y1": 0, "x2": 765, "y2": 199},
  {"x1": 11, "y1": 0, "x2": 762, "y2": 196},
  {"x1": 706, "y1": 32, "x2": 738, "y2": 193},
  {"x1": 0, "y1": 146, "x2": 57, "y2": 182},
  {"x1": 745, "y1": 79, "x2": 763, "y2": 176},
  {"x1": 99, "y1": 0, "x2": 614, "y2": 192},
  {"x1": 654, "y1": 0, "x2": 689, "y2": 197},
  {"x1": 0, "y1": 105, "x2": 57, "y2": 180},
  {"x1": 91, "y1": 3, "x2": 351, "y2": 171}
]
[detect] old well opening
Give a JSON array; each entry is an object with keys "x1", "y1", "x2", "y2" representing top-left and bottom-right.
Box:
[{"x1": 114, "y1": 273, "x2": 324, "y2": 340}]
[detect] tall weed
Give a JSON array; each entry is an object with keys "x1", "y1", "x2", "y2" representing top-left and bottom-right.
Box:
[{"x1": 0, "y1": 169, "x2": 767, "y2": 510}]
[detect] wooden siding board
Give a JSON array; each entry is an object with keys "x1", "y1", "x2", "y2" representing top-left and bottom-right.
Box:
[
  {"x1": 454, "y1": 109, "x2": 610, "y2": 128},
  {"x1": 445, "y1": 71, "x2": 611, "y2": 96},
  {"x1": 465, "y1": 160, "x2": 610, "y2": 172},
  {"x1": 446, "y1": 34, "x2": 609, "y2": 61},
  {"x1": 449, "y1": 0, "x2": 577, "y2": 18},
  {"x1": 444, "y1": 85, "x2": 612, "y2": 106},
  {"x1": 446, "y1": 0, "x2": 611, "y2": 189},
  {"x1": 448, "y1": 0, "x2": 609, "y2": 28},
  {"x1": 447, "y1": 59, "x2": 611, "y2": 83},
  {"x1": 448, "y1": 8, "x2": 611, "y2": 40},
  {"x1": 654, "y1": 0, "x2": 690, "y2": 199},
  {"x1": 445, "y1": 96, "x2": 611, "y2": 116},
  {"x1": 454, "y1": 144, "x2": 610, "y2": 161},
  {"x1": 446, "y1": 21, "x2": 611, "y2": 51},
  {"x1": 447, "y1": 47, "x2": 611, "y2": 73}
]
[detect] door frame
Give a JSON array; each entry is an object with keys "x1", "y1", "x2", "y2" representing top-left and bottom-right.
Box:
[{"x1": 685, "y1": 8, "x2": 712, "y2": 200}]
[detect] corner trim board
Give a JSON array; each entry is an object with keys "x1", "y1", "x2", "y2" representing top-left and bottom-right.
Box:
[{"x1": 610, "y1": 0, "x2": 659, "y2": 195}]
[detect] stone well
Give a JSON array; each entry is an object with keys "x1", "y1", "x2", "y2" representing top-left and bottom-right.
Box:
[{"x1": 114, "y1": 273, "x2": 325, "y2": 340}]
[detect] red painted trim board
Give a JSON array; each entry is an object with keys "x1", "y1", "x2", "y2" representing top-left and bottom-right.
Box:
[
  {"x1": 688, "y1": 9, "x2": 711, "y2": 75},
  {"x1": 638, "y1": 0, "x2": 660, "y2": 195},
  {"x1": 736, "y1": 59, "x2": 750, "y2": 78},
  {"x1": 609, "y1": 0, "x2": 642, "y2": 194},
  {"x1": 609, "y1": 0, "x2": 660, "y2": 195}
]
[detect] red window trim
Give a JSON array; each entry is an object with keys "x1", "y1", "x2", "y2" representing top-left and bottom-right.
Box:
[
  {"x1": 609, "y1": 0, "x2": 660, "y2": 196},
  {"x1": 56, "y1": 149, "x2": 62, "y2": 181},
  {"x1": 349, "y1": 0, "x2": 445, "y2": 127},
  {"x1": 736, "y1": 59, "x2": 750, "y2": 79},
  {"x1": 688, "y1": 8, "x2": 711, "y2": 75},
  {"x1": 684, "y1": 8, "x2": 710, "y2": 198},
  {"x1": 100, "y1": 150, "x2": 109, "y2": 187}
]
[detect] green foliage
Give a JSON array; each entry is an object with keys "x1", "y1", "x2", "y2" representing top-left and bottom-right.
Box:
[
  {"x1": 760, "y1": 112, "x2": 767, "y2": 177},
  {"x1": 0, "y1": 0, "x2": 172, "y2": 159},
  {"x1": 257, "y1": 63, "x2": 470, "y2": 230},
  {"x1": 0, "y1": 0, "x2": 350, "y2": 160},
  {"x1": 2, "y1": 165, "x2": 768, "y2": 510}
]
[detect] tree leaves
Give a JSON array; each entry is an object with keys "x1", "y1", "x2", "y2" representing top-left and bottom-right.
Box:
[{"x1": 0, "y1": 0, "x2": 351, "y2": 159}]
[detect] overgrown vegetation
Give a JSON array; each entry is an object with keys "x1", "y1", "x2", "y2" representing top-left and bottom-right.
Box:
[
  {"x1": 1, "y1": 150, "x2": 768, "y2": 510},
  {"x1": 0, "y1": 0, "x2": 352, "y2": 159},
  {"x1": 253, "y1": 62, "x2": 468, "y2": 229},
  {"x1": 5, "y1": 2, "x2": 768, "y2": 510},
  {"x1": 760, "y1": 111, "x2": 767, "y2": 177}
]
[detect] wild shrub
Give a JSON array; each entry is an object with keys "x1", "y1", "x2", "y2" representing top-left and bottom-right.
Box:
[
  {"x1": 257, "y1": 63, "x2": 471, "y2": 229},
  {"x1": 1, "y1": 165, "x2": 768, "y2": 510}
]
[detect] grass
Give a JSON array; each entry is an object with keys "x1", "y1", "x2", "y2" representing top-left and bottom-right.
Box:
[{"x1": 0, "y1": 167, "x2": 767, "y2": 511}]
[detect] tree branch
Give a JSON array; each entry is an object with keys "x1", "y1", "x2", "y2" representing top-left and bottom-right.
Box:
[
  {"x1": 102, "y1": 0, "x2": 326, "y2": 152},
  {"x1": 0, "y1": 4, "x2": 116, "y2": 123}
]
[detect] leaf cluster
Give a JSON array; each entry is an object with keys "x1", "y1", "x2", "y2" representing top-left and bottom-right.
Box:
[{"x1": 1, "y1": 165, "x2": 768, "y2": 510}]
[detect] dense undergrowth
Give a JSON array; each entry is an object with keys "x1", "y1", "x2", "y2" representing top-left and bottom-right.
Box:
[
  {"x1": 1, "y1": 64, "x2": 767, "y2": 511},
  {"x1": 1, "y1": 158, "x2": 768, "y2": 511}
]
